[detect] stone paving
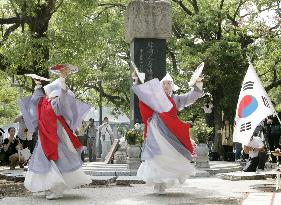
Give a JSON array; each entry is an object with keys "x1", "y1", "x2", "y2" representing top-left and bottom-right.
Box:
[
  {"x1": 0, "y1": 177, "x2": 277, "y2": 205},
  {"x1": 0, "y1": 161, "x2": 280, "y2": 204},
  {"x1": 242, "y1": 193, "x2": 281, "y2": 205}
]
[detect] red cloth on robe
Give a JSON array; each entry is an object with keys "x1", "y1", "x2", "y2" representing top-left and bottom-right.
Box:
[
  {"x1": 37, "y1": 97, "x2": 82, "y2": 160},
  {"x1": 139, "y1": 96, "x2": 193, "y2": 153}
]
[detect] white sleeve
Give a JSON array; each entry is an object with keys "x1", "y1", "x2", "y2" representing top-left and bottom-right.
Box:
[
  {"x1": 60, "y1": 77, "x2": 67, "y2": 90},
  {"x1": 258, "y1": 139, "x2": 264, "y2": 148},
  {"x1": 132, "y1": 78, "x2": 173, "y2": 113},
  {"x1": 173, "y1": 86, "x2": 204, "y2": 111},
  {"x1": 107, "y1": 125, "x2": 113, "y2": 135}
]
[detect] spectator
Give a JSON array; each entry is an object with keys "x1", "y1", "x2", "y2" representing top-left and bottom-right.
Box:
[
  {"x1": 202, "y1": 99, "x2": 214, "y2": 127},
  {"x1": 3, "y1": 127, "x2": 24, "y2": 169},
  {"x1": 14, "y1": 116, "x2": 28, "y2": 148},
  {"x1": 77, "y1": 121, "x2": 88, "y2": 162},
  {"x1": 234, "y1": 142, "x2": 242, "y2": 161},
  {"x1": 265, "y1": 115, "x2": 281, "y2": 163},
  {"x1": 0, "y1": 129, "x2": 5, "y2": 164},
  {"x1": 99, "y1": 117, "x2": 113, "y2": 161},
  {"x1": 86, "y1": 118, "x2": 98, "y2": 162},
  {"x1": 221, "y1": 119, "x2": 234, "y2": 161}
]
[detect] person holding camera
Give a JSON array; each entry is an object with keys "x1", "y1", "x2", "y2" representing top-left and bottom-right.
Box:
[{"x1": 3, "y1": 127, "x2": 24, "y2": 169}]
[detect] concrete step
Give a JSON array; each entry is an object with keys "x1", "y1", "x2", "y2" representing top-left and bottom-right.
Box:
[
  {"x1": 116, "y1": 176, "x2": 145, "y2": 185},
  {"x1": 84, "y1": 170, "x2": 137, "y2": 176},
  {"x1": 218, "y1": 171, "x2": 266, "y2": 181},
  {"x1": 242, "y1": 193, "x2": 281, "y2": 205},
  {"x1": 89, "y1": 176, "x2": 117, "y2": 185}
]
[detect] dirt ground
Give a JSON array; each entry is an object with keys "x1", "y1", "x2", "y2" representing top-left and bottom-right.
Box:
[{"x1": 0, "y1": 180, "x2": 31, "y2": 199}]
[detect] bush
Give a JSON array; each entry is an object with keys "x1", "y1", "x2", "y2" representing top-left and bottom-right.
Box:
[
  {"x1": 125, "y1": 123, "x2": 144, "y2": 145},
  {"x1": 191, "y1": 119, "x2": 213, "y2": 144}
]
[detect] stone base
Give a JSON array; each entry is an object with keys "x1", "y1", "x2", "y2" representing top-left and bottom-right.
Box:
[
  {"x1": 116, "y1": 176, "x2": 145, "y2": 185},
  {"x1": 127, "y1": 157, "x2": 141, "y2": 170},
  {"x1": 195, "y1": 161, "x2": 210, "y2": 168},
  {"x1": 113, "y1": 151, "x2": 127, "y2": 164},
  {"x1": 219, "y1": 171, "x2": 266, "y2": 181},
  {"x1": 89, "y1": 176, "x2": 117, "y2": 185}
]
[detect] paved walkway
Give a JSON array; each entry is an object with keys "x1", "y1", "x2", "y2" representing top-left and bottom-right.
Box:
[
  {"x1": 1, "y1": 161, "x2": 280, "y2": 204},
  {"x1": 242, "y1": 193, "x2": 281, "y2": 205},
  {"x1": 0, "y1": 177, "x2": 275, "y2": 205}
]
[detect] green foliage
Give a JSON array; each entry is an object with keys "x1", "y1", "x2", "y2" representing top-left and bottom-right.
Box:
[
  {"x1": 0, "y1": 0, "x2": 280, "y2": 126},
  {"x1": 125, "y1": 123, "x2": 144, "y2": 145},
  {"x1": 0, "y1": 72, "x2": 20, "y2": 126},
  {"x1": 191, "y1": 119, "x2": 213, "y2": 144}
]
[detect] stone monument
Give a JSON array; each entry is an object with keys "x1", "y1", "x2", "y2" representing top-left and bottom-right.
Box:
[{"x1": 125, "y1": 0, "x2": 172, "y2": 123}]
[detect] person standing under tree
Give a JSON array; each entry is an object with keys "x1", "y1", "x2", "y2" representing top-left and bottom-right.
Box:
[
  {"x1": 221, "y1": 119, "x2": 234, "y2": 161},
  {"x1": 86, "y1": 118, "x2": 98, "y2": 162},
  {"x1": 99, "y1": 117, "x2": 113, "y2": 161}
]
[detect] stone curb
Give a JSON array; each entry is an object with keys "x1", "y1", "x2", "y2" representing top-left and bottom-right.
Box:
[
  {"x1": 89, "y1": 176, "x2": 117, "y2": 185},
  {"x1": 116, "y1": 176, "x2": 145, "y2": 185}
]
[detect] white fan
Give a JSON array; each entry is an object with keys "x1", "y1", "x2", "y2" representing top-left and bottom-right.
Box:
[
  {"x1": 188, "y1": 62, "x2": 204, "y2": 87},
  {"x1": 49, "y1": 64, "x2": 79, "y2": 75},
  {"x1": 131, "y1": 61, "x2": 145, "y2": 84},
  {"x1": 24, "y1": 74, "x2": 50, "y2": 82}
]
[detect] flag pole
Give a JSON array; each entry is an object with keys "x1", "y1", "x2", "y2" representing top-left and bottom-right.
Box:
[{"x1": 274, "y1": 112, "x2": 281, "y2": 125}]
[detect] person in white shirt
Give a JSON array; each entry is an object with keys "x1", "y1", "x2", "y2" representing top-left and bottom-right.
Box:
[
  {"x1": 99, "y1": 117, "x2": 113, "y2": 161},
  {"x1": 243, "y1": 125, "x2": 265, "y2": 172},
  {"x1": 202, "y1": 99, "x2": 214, "y2": 127}
]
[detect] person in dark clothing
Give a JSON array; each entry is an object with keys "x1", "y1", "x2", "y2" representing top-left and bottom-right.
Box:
[
  {"x1": 3, "y1": 127, "x2": 24, "y2": 169},
  {"x1": 265, "y1": 114, "x2": 281, "y2": 163},
  {"x1": 0, "y1": 128, "x2": 6, "y2": 164}
]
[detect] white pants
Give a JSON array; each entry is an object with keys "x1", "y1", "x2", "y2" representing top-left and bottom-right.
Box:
[{"x1": 101, "y1": 140, "x2": 112, "y2": 161}]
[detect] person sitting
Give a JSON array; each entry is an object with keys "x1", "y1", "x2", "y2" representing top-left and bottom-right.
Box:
[
  {"x1": 0, "y1": 129, "x2": 6, "y2": 164},
  {"x1": 3, "y1": 127, "x2": 25, "y2": 169}
]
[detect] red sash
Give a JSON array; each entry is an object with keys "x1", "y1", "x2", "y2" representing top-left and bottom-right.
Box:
[
  {"x1": 139, "y1": 96, "x2": 193, "y2": 153},
  {"x1": 37, "y1": 97, "x2": 82, "y2": 160}
]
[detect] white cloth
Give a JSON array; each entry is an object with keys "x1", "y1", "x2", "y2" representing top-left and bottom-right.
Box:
[
  {"x1": 24, "y1": 124, "x2": 91, "y2": 192},
  {"x1": 132, "y1": 79, "x2": 173, "y2": 113},
  {"x1": 137, "y1": 117, "x2": 195, "y2": 187},
  {"x1": 247, "y1": 137, "x2": 264, "y2": 158},
  {"x1": 24, "y1": 161, "x2": 91, "y2": 193},
  {"x1": 202, "y1": 103, "x2": 213, "y2": 113},
  {"x1": 160, "y1": 73, "x2": 179, "y2": 91},
  {"x1": 101, "y1": 140, "x2": 111, "y2": 161},
  {"x1": 99, "y1": 124, "x2": 113, "y2": 141},
  {"x1": 44, "y1": 78, "x2": 74, "y2": 98}
]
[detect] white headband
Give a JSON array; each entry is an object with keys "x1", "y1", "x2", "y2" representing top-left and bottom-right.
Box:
[{"x1": 160, "y1": 73, "x2": 179, "y2": 91}]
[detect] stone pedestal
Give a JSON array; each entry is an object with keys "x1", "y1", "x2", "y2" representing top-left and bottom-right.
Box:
[
  {"x1": 125, "y1": 0, "x2": 172, "y2": 43},
  {"x1": 195, "y1": 143, "x2": 210, "y2": 168},
  {"x1": 125, "y1": 0, "x2": 172, "y2": 124},
  {"x1": 114, "y1": 150, "x2": 127, "y2": 164},
  {"x1": 127, "y1": 145, "x2": 141, "y2": 170},
  {"x1": 113, "y1": 137, "x2": 128, "y2": 164}
]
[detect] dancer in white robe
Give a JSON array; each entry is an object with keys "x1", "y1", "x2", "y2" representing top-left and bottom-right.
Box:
[
  {"x1": 19, "y1": 69, "x2": 91, "y2": 199},
  {"x1": 132, "y1": 73, "x2": 204, "y2": 194}
]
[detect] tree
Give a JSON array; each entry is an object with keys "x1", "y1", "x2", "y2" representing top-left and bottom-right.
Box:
[
  {"x1": 0, "y1": 0, "x2": 280, "y2": 128},
  {"x1": 0, "y1": 71, "x2": 20, "y2": 125}
]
